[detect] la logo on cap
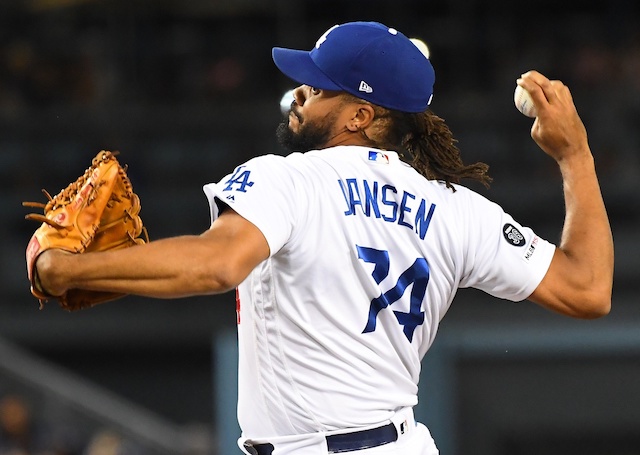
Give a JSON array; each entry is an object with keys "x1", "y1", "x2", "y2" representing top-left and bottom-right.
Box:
[{"x1": 315, "y1": 24, "x2": 339, "y2": 49}]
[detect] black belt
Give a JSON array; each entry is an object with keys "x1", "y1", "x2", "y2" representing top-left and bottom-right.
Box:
[{"x1": 244, "y1": 422, "x2": 398, "y2": 454}]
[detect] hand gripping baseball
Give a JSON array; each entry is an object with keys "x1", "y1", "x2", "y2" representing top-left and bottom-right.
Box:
[
  {"x1": 516, "y1": 71, "x2": 589, "y2": 162},
  {"x1": 24, "y1": 150, "x2": 148, "y2": 311}
]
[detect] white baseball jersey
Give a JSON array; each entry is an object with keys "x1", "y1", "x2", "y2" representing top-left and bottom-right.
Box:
[{"x1": 203, "y1": 145, "x2": 555, "y2": 440}]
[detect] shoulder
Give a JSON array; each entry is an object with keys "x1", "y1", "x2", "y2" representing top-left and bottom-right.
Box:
[
  {"x1": 245, "y1": 152, "x2": 314, "y2": 171},
  {"x1": 426, "y1": 180, "x2": 493, "y2": 203},
  {"x1": 223, "y1": 154, "x2": 304, "y2": 184},
  {"x1": 426, "y1": 182, "x2": 506, "y2": 226},
  {"x1": 242, "y1": 153, "x2": 290, "y2": 168}
]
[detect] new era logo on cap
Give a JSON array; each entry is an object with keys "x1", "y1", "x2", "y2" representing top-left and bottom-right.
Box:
[{"x1": 359, "y1": 81, "x2": 373, "y2": 93}]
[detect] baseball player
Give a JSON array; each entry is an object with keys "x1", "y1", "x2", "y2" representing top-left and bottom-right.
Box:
[{"x1": 32, "y1": 21, "x2": 613, "y2": 455}]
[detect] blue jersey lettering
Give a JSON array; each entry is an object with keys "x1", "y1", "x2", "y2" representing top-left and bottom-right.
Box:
[
  {"x1": 357, "y1": 245, "x2": 429, "y2": 342},
  {"x1": 223, "y1": 165, "x2": 255, "y2": 193},
  {"x1": 337, "y1": 178, "x2": 436, "y2": 240},
  {"x1": 415, "y1": 199, "x2": 436, "y2": 239},
  {"x1": 398, "y1": 191, "x2": 415, "y2": 228},
  {"x1": 381, "y1": 184, "x2": 398, "y2": 222},
  {"x1": 363, "y1": 180, "x2": 381, "y2": 218},
  {"x1": 343, "y1": 178, "x2": 362, "y2": 215}
]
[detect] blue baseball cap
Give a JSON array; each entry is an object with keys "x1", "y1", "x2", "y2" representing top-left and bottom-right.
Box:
[{"x1": 272, "y1": 21, "x2": 435, "y2": 113}]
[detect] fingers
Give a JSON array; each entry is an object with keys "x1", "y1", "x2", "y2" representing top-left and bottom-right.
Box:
[
  {"x1": 517, "y1": 71, "x2": 578, "y2": 122},
  {"x1": 515, "y1": 70, "x2": 589, "y2": 162},
  {"x1": 552, "y1": 81, "x2": 574, "y2": 107},
  {"x1": 517, "y1": 71, "x2": 558, "y2": 111}
]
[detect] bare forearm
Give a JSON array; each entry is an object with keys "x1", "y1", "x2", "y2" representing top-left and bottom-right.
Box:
[
  {"x1": 557, "y1": 152, "x2": 614, "y2": 294},
  {"x1": 38, "y1": 235, "x2": 235, "y2": 298},
  {"x1": 37, "y1": 210, "x2": 270, "y2": 300},
  {"x1": 529, "y1": 149, "x2": 614, "y2": 317}
]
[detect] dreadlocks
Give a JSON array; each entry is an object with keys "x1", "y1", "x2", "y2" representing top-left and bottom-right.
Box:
[{"x1": 343, "y1": 94, "x2": 492, "y2": 191}]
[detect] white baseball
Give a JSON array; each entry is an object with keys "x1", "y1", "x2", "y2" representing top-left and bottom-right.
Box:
[
  {"x1": 513, "y1": 85, "x2": 537, "y2": 118},
  {"x1": 410, "y1": 38, "x2": 430, "y2": 59},
  {"x1": 280, "y1": 89, "x2": 295, "y2": 115}
]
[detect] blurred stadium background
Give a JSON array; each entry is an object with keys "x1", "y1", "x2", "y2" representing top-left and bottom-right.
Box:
[{"x1": 0, "y1": 1, "x2": 639, "y2": 454}]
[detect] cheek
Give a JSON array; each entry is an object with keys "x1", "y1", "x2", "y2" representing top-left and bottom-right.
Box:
[
  {"x1": 288, "y1": 112, "x2": 301, "y2": 131},
  {"x1": 290, "y1": 104, "x2": 305, "y2": 122}
]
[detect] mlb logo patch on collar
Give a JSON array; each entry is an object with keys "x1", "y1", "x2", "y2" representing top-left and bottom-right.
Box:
[{"x1": 368, "y1": 151, "x2": 389, "y2": 164}]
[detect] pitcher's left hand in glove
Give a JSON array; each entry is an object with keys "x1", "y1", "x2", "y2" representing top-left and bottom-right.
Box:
[{"x1": 24, "y1": 150, "x2": 148, "y2": 311}]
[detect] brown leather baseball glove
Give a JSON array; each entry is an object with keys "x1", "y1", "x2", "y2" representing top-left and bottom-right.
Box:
[{"x1": 24, "y1": 150, "x2": 148, "y2": 311}]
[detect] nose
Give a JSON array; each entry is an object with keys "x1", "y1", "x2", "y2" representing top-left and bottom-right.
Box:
[{"x1": 292, "y1": 85, "x2": 306, "y2": 107}]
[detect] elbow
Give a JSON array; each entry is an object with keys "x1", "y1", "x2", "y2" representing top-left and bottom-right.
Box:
[
  {"x1": 533, "y1": 256, "x2": 614, "y2": 319},
  {"x1": 572, "y1": 293, "x2": 611, "y2": 319},
  {"x1": 192, "y1": 274, "x2": 237, "y2": 295},
  {"x1": 191, "y1": 265, "x2": 244, "y2": 295},
  {"x1": 208, "y1": 274, "x2": 240, "y2": 294},
  {"x1": 564, "y1": 268, "x2": 613, "y2": 319},
  {"x1": 576, "y1": 306, "x2": 610, "y2": 320}
]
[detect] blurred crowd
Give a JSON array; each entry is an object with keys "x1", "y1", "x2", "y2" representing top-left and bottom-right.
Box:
[
  {"x1": 0, "y1": 392, "x2": 213, "y2": 455},
  {"x1": 0, "y1": 393, "x2": 145, "y2": 455},
  {"x1": 0, "y1": 4, "x2": 638, "y2": 111},
  {"x1": 0, "y1": 11, "x2": 270, "y2": 111}
]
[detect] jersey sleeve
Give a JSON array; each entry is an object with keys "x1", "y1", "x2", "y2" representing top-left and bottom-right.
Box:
[
  {"x1": 458, "y1": 190, "x2": 556, "y2": 302},
  {"x1": 202, "y1": 154, "x2": 298, "y2": 256}
]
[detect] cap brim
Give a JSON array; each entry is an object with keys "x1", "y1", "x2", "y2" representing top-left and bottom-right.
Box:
[{"x1": 272, "y1": 47, "x2": 342, "y2": 91}]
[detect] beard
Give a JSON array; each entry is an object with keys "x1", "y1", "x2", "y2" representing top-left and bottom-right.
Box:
[{"x1": 276, "y1": 108, "x2": 339, "y2": 153}]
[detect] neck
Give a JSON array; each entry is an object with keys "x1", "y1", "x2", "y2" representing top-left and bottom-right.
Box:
[{"x1": 322, "y1": 129, "x2": 377, "y2": 149}]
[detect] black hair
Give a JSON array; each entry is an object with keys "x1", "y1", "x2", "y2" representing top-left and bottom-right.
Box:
[{"x1": 344, "y1": 94, "x2": 492, "y2": 191}]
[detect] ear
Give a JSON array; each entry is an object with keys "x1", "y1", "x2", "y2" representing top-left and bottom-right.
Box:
[{"x1": 345, "y1": 104, "x2": 376, "y2": 132}]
